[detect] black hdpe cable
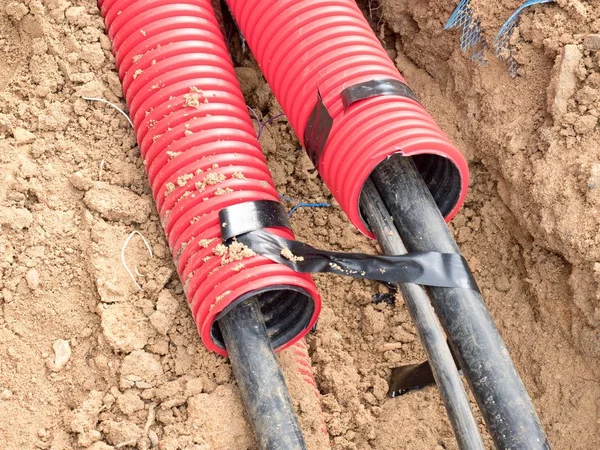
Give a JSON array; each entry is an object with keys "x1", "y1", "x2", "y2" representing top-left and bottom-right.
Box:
[
  {"x1": 370, "y1": 154, "x2": 550, "y2": 450},
  {"x1": 219, "y1": 298, "x2": 307, "y2": 450},
  {"x1": 360, "y1": 179, "x2": 485, "y2": 450}
]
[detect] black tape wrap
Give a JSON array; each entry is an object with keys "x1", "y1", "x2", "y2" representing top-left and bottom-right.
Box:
[
  {"x1": 220, "y1": 200, "x2": 291, "y2": 240},
  {"x1": 303, "y1": 91, "x2": 333, "y2": 166},
  {"x1": 303, "y1": 78, "x2": 419, "y2": 167},
  {"x1": 219, "y1": 201, "x2": 478, "y2": 291},
  {"x1": 341, "y1": 79, "x2": 419, "y2": 109},
  {"x1": 212, "y1": 201, "x2": 316, "y2": 350}
]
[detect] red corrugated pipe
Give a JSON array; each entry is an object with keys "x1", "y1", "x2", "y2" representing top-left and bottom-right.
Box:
[
  {"x1": 287, "y1": 339, "x2": 331, "y2": 445},
  {"x1": 225, "y1": 0, "x2": 469, "y2": 237},
  {"x1": 97, "y1": 0, "x2": 321, "y2": 356}
]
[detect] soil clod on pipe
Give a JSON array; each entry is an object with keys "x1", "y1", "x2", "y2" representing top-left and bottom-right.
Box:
[{"x1": 370, "y1": 154, "x2": 550, "y2": 450}]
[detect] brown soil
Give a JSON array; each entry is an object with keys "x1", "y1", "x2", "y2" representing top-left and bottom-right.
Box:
[{"x1": 0, "y1": 1, "x2": 598, "y2": 449}]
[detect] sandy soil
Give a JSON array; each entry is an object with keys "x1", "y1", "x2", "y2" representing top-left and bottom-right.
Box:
[{"x1": 0, "y1": 0, "x2": 598, "y2": 449}]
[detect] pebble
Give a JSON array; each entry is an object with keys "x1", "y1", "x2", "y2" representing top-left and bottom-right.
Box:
[
  {"x1": 588, "y1": 164, "x2": 600, "y2": 190},
  {"x1": 148, "y1": 430, "x2": 159, "y2": 448},
  {"x1": 26, "y1": 268, "x2": 40, "y2": 290},
  {"x1": 7, "y1": 346, "x2": 18, "y2": 359},
  {"x1": 13, "y1": 127, "x2": 36, "y2": 144},
  {"x1": 377, "y1": 342, "x2": 403, "y2": 352},
  {"x1": 583, "y1": 34, "x2": 600, "y2": 51},
  {"x1": 0, "y1": 389, "x2": 13, "y2": 400},
  {"x1": 494, "y1": 275, "x2": 512, "y2": 293},
  {"x1": 549, "y1": 45, "x2": 582, "y2": 124},
  {"x1": 53, "y1": 339, "x2": 72, "y2": 371},
  {"x1": 69, "y1": 172, "x2": 92, "y2": 191},
  {"x1": 0, "y1": 206, "x2": 33, "y2": 231}
]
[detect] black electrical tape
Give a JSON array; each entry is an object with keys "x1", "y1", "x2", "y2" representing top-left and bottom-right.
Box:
[
  {"x1": 219, "y1": 200, "x2": 291, "y2": 241},
  {"x1": 219, "y1": 201, "x2": 477, "y2": 290},
  {"x1": 340, "y1": 78, "x2": 420, "y2": 110},
  {"x1": 388, "y1": 362, "x2": 436, "y2": 397},
  {"x1": 303, "y1": 79, "x2": 419, "y2": 167},
  {"x1": 303, "y1": 90, "x2": 333, "y2": 166},
  {"x1": 236, "y1": 229, "x2": 476, "y2": 289},
  {"x1": 388, "y1": 343, "x2": 461, "y2": 397}
]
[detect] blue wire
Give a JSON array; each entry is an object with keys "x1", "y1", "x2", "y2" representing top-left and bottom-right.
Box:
[
  {"x1": 279, "y1": 194, "x2": 295, "y2": 203},
  {"x1": 288, "y1": 202, "x2": 331, "y2": 217}
]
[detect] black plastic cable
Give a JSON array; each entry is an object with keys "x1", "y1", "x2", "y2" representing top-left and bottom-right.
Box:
[
  {"x1": 360, "y1": 179, "x2": 485, "y2": 450},
  {"x1": 219, "y1": 298, "x2": 307, "y2": 450},
  {"x1": 371, "y1": 154, "x2": 550, "y2": 450}
]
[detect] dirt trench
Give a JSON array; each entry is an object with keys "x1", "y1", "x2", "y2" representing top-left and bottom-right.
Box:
[{"x1": 0, "y1": 0, "x2": 598, "y2": 449}]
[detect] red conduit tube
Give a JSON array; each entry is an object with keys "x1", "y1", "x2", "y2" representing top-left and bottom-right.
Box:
[
  {"x1": 225, "y1": 0, "x2": 469, "y2": 237},
  {"x1": 97, "y1": 0, "x2": 321, "y2": 356},
  {"x1": 284, "y1": 340, "x2": 332, "y2": 448}
]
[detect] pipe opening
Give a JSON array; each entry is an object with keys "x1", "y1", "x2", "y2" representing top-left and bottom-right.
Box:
[
  {"x1": 411, "y1": 154, "x2": 462, "y2": 217},
  {"x1": 212, "y1": 285, "x2": 315, "y2": 351},
  {"x1": 360, "y1": 154, "x2": 462, "y2": 230}
]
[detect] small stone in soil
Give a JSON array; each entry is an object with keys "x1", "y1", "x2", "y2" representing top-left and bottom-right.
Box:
[
  {"x1": 0, "y1": 389, "x2": 13, "y2": 400},
  {"x1": 583, "y1": 34, "x2": 600, "y2": 51},
  {"x1": 494, "y1": 275, "x2": 511, "y2": 293},
  {"x1": 13, "y1": 127, "x2": 36, "y2": 144},
  {"x1": 53, "y1": 339, "x2": 72, "y2": 371},
  {"x1": 26, "y1": 268, "x2": 40, "y2": 290}
]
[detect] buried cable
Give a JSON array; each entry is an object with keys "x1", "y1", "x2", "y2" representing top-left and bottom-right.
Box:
[{"x1": 371, "y1": 154, "x2": 550, "y2": 449}]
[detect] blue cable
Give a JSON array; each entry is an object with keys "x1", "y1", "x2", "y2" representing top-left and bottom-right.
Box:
[{"x1": 288, "y1": 202, "x2": 331, "y2": 217}]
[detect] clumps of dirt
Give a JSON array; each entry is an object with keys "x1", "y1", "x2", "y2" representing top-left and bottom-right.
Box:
[
  {"x1": 214, "y1": 186, "x2": 234, "y2": 196},
  {"x1": 100, "y1": 302, "x2": 156, "y2": 354},
  {"x1": 198, "y1": 238, "x2": 216, "y2": 248},
  {"x1": 83, "y1": 181, "x2": 152, "y2": 224},
  {"x1": 149, "y1": 290, "x2": 180, "y2": 336},
  {"x1": 204, "y1": 171, "x2": 226, "y2": 185},
  {"x1": 69, "y1": 390, "x2": 105, "y2": 447},
  {"x1": 218, "y1": 240, "x2": 256, "y2": 265},
  {"x1": 183, "y1": 87, "x2": 209, "y2": 108},
  {"x1": 281, "y1": 247, "x2": 304, "y2": 262},
  {"x1": 176, "y1": 173, "x2": 194, "y2": 187}
]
